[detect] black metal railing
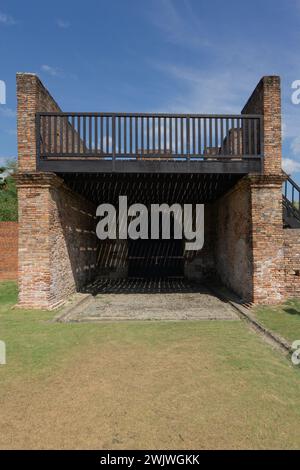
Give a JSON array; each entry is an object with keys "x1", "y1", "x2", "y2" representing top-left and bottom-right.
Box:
[
  {"x1": 36, "y1": 112, "x2": 263, "y2": 161},
  {"x1": 283, "y1": 174, "x2": 300, "y2": 226}
]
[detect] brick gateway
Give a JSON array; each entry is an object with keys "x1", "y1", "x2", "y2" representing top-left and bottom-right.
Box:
[{"x1": 15, "y1": 74, "x2": 299, "y2": 309}]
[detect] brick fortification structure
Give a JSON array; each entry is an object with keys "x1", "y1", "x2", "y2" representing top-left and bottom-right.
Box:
[{"x1": 16, "y1": 73, "x2": 296, "y2": 309}]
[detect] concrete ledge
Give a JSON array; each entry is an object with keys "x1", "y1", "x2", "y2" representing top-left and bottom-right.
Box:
[
  {"x1": 53, "y1": 292, "x2": 94, "y2": 322},
  {"x1": 207, "y1": 283, "x2": 292, "y2": 355}
]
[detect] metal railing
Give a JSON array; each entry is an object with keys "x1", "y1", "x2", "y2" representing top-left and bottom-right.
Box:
[
  {"x1": 36, "y1": 112, "x2": 263, "y2": 161},
  {"x1": 283, "y1": 174, "x2": 300, "y2": 225}
]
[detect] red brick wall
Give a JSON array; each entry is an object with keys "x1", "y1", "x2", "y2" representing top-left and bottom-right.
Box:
[
  {"x1": 242, "y1": 76, "x2": 282, "y2": 175},
  {"x1": 284, "y1": 229, "x2": 300, "y2": 298},
  {"x1": 0, "y1": 222, "x2": 18, "y2": 280},
  {"x1": 17, "y1": 73, "x2": 61, "y2": 172},
  {"x1": 213, "y1": 179, "x2": 253, "y2": 301},
  {"x1": 16, "y1": 173, "x2": 99, "y2": 309}
]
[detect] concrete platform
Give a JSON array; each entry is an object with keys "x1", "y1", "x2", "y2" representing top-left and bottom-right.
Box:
[{"x1": 62, "y1": 279, "x2": 239, "y2": 322}]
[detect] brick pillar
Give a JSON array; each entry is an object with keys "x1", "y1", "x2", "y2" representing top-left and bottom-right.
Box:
[
  {"x1": 242, "y1": 76, "x2": 281, "y2": 175},
  {"x1": 250, "y1": 175, "x2": 284, "y2": 304},
  {"x1": 17, "y1": 73, "x2": 61, "y2": 172},
  {"x1": 16, "y1": 173, "x2": 99, "y2": 310},
  {"x1": 16, "y1": 173, "x2": 59, "y2": 309}
]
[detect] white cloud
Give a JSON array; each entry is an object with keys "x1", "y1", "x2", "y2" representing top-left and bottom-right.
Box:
[
  {"x1": 56, "y1": 18, "x2": 70, "y2": 29},
  {"x1": 282, "y1": 157, "x2": 300, "y2": 174},
  {"x1": 41, "y1": 65, "x2": 61, "y2": 77},
  {"x1": 0, "y1": 11, "x2": 16, "y2": 25},
  {"x1": 151, "y1": 62, "x2": 257, "y2": 114},
  {"x1": 291, "y1": 136, "x2": 300, "y2": 155}
]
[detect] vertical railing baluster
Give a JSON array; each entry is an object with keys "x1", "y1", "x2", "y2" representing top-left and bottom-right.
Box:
[
  {"x1": 71, "y1": 116, "x2": 75, "y2": 154},
  {"x1": 164, "y1": 117, "x2": 167, "y2": 154},
  {"x1": 192, "y1": 118, "x2": 195, "y2": 155},
  {"x1": 175, "y1": 118, "x2": 178, "y2": 155},
  {"x1": 209, "y1": 117, "x2": 212, "y2": 151},
  {"x1": 65, "y1": 116, "x2": 69, "y2": 154},
  {"x1": 141, "y1": 117, "x2": 144, "y2": 158},
  {"x1": 58, "y1": 116, "x2": 64, "y2": 154},
  {"x1": 124, "y1": 116, "x2": 127, "y2": 155},
  {"x1": 215, "y1": 118, "x2": 218, "y2": 156},
  {"x1": 83, "y1": 115, "x2": 86, "y2": 153},
  {"x1": 89, "y1": 116, "x2": 92, "y2": 153},
  {"x1": 112, "y1": 115, "x2": 116, "y2": 161},
  {"x1": 237, "y1": 117, "x2": 241, "y2": 156},
  {"x1": 220, "y1": 118, "x2": 224, "y2": 155},
  {"x1": 49, "y1": 115, "x2": 52, "y2": 154},
  {"x1": 152, "y1": 116, "x2": 155, "y2": 153},
  {"x1": 147, "y1": 117, "x2": 149, "y2": 153},
  {"x1": 242, "y1": 117, "x2": 246, "y2": 156},
  {"x1": 248, "y1": 119, "x2": 253, "y2": 156},
  {"x1": 158, "y1": 116, "x2": 161, "y2": 153},
  {"x1": 198, "y1": 118, "x2": 201, "y2": 156},
  {"x1": 169, "y1": 117, "x2": 172, "y2": 155},
  {"x1": 225, "y1": 118, "x2": 229, "y2": 155},
  {"x1": 95, "y1": 115, "x2": 98, "y2": 155},
  {"x1": 253, "y1": 118, "x2": 258, "y2": 156},
  {"x1": 54, "y1": 116, "x2": 57, "y2": 154},
  {"x1": 204, "y1": 118, "x2": 207, "y2": 156},
  {"x1": 186, "y1": 117, "x2": 190, "y2": 158},
  {"x1": 100, "y1": 116, "x2": 104, "y2": 153},
  {"x1": 181, "y1": 117, "x2": 184, "y2": 155},
  {"x1": 129, "y1": 116, "x2": 132, "y2": 154},
  {"x1": 135, "y1": 116, "x2": 138, "y2": 156},
  {"x1": 118, "y1": 116, "x2": 121, "y2": 156},
  {"x1": 106, "y1": 116, "x2": 109, "y2": 153},
  {"x1": 77, "y1": 115, "x2": 81, "y2": 154}
]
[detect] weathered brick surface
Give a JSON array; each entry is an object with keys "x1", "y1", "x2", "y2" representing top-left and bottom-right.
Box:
[
  {"x1": 250, "y1": 175, "x2": 285, "y2": 304},
  {"x1": 0, "y1": 222, "x2": 18, "y2": 280},
  {"x1": 283, "y1": 229, "x2": 300, "y2": 297},
  {"x1": 213, "y1": 178, "x2": 253, "y2": 301},
  {"x1": 242, "y1": 76, "x2": 281, "y2": 175},
  {"x1": 16, "y1": 173, "x2": 99, "y2": 309},
  {"x1": 17, "y1": 73, "x2": 61, "y2": 172}
]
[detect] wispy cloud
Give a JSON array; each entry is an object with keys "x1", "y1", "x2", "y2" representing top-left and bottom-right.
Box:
[
  {"x1": 283, "y1": 157, "x2": 300, "y2": 174},
  {"x1": 0, "y1": 11, "x2": 16, "y2": 25},
  {"x1": 148, "y1": 0, "x2": 209, "y2": 49},
  {"x1": 41, "y1": 64, "x2": 62, "y2": 77},
  {"x1": 56, "y1": 18, "x2": 70, "y2": 29}
]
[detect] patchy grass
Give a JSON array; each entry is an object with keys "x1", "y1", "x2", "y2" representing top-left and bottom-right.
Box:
[
  {"x1": 0, "y1": 281, "x2": 300, "y2": 449},
  {"x1": 0, "y1": 177, "x2": 18, "y2": 221},
  {"x1": 255, "y1": 298, "x2": 300, "y2": 344}
]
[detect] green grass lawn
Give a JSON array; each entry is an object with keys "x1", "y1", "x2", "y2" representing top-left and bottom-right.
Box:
[
  {"x1": 0, "y1": 281, "x2": 300, "y2": 449},
  {"x1": 255, "y1": 298, "x2": 300, "y2": 344}
]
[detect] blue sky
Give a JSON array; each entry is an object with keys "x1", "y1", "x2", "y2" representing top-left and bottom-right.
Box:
[{"x1": 1, "y1": 0, "x2": 300, "y2": 177}]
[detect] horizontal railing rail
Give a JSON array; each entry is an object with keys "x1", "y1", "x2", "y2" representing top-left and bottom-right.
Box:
[{"x1": 36, "y1": 112, "x2": 263, "y2": 161}]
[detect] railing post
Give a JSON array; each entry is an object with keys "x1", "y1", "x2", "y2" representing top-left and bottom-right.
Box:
[
  {"x1": 112, "y1": 114, "x2": 116, "y2": 169},
  {"x1": 186, "y1": 117, "x2": 190, "y2": 159},
  {"x1": 35, "y1": 113, "x2": 41, "y2": 169}
]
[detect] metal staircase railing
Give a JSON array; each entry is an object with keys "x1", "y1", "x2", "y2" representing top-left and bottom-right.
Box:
[{"x1": 283, "y1": 174, "x2": 300, "y2": 228}]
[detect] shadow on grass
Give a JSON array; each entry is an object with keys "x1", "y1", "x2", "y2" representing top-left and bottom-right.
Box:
[{"x1": 283, "y1": 307, "x2": 300, "y2": 316}]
